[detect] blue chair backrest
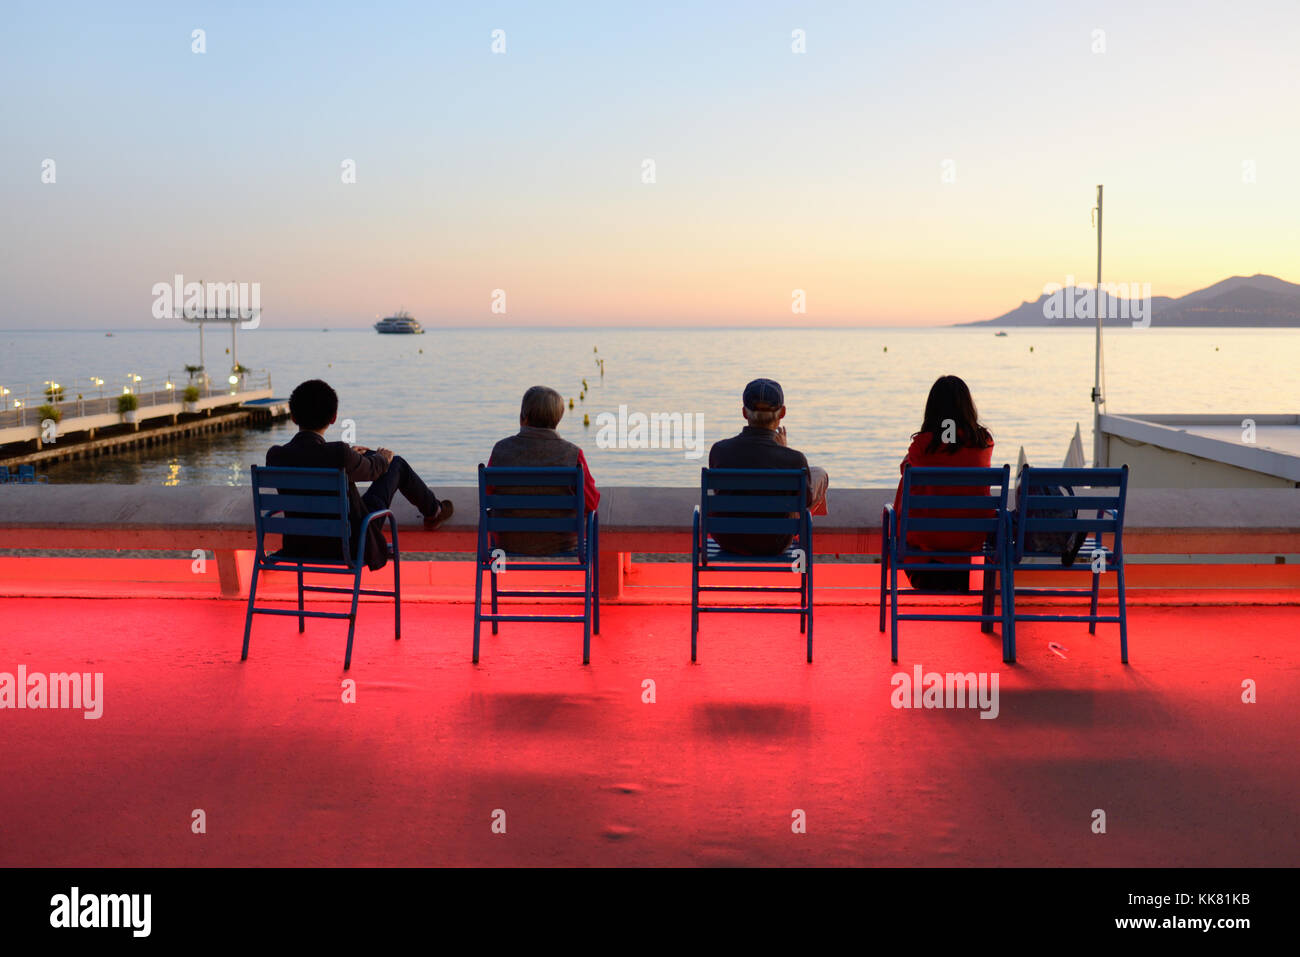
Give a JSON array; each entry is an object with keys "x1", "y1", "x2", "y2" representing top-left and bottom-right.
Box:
[
  {"x1": 699, "y1": 468, "x2": 808, "y2": 540},
  {"x1": 18, "y1": 465, "x2": 37, "y2": 483},
  {"x1": 1014, "y1": 465, "x2": 1128, "y2": 562},
  {"x1": 896, "y1": 465, "x2": 1011, "y2": 558},
  {"x1": 477, "y1": 464, "x2": 587, "y2": 554},
  {"x1": 0, "y1": 466, "x2": 10, "y2": 483},
  {"x1": 249, "y1": 465, "x2": 352, "y2": 565}
]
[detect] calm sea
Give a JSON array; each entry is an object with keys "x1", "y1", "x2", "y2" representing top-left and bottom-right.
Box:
[{"x1": 2, "y1": 326, "x2": 1295, "y2": 488}]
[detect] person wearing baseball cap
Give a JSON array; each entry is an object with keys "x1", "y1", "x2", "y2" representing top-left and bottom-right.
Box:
[{"x1": 707, "y1": 378, "x2": 830, "y2": 555}]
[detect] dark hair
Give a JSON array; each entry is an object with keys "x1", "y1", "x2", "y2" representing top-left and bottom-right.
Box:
[
  {"x1": 520, "y1": 385, "x2": 564, "y2": 429},
  {"x1": 914, "y1": 375, "x2": 993, "y2": 455},
  {"x1": 289, "y1": 379, "x2": 339, "y2": 431}
]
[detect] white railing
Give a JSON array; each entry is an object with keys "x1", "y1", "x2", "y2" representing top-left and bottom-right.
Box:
[{"x1": 0, "y1": 370, "x2": 272, "y2": 429}]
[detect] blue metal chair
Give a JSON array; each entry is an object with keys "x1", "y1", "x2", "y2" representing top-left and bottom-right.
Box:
[
  {"x1": 1009, "y1": 465, "x2": 1130, "y2": 663},
  {"x1": 880, "y1": 465, "x2": 1013, "y2": 663},
  {"x1": 691, "y1": 468, "x2": 813, "y2": 662},
  {"x1": 16, "y1": 465, "x2": 48, "y2": 484},
  {"x1": 474, "y1": 464, "x2": 599, "y2": 664},
  {"x1": 242, "y1": 465, "x2": 400, "y2": 671}
]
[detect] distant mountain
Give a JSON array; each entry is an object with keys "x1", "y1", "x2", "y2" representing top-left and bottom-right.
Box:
[{"x1": 963, "y1": 274, "x2": 1300, "y2": 327}]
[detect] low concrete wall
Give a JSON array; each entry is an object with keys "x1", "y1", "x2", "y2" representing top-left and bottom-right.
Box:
[{"x1": 1, "y1": 484, "x2": 1298, "y2": 598}]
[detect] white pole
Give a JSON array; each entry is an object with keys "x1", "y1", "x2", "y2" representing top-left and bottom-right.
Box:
[{"x1": 1092, "y1": 185, "x2": 1106, "y2": 467}]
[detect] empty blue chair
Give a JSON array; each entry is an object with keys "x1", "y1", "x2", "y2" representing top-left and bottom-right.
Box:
[
  {"x1": 691, "y1": 468, "x2": 813, "y2": 662},
  {"x1": 243, "y1": 465, "x2": 401, "y2": 670},
  {"x1": 17, "y1": 465, "x2": 47, "y2": 484},
  {"x1": 880, "y1": 465, "x2": 1013, "y2": 663},
  {"x1": 1009, "y1": 465, "x2": 1130, "y2": 663},
  {"x1": 474, "y1": 464, "x2": 599, "y2": 664},
  {"x1": 0, "y1": 467, "x2": 10, "y2": 484}
]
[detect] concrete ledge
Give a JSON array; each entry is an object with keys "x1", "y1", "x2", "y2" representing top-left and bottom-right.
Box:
[{"x1": 1, "y1": 484, "x2": 1298, "y2": 544}]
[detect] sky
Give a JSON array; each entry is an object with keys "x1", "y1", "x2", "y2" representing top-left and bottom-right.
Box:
[{"x1": 2, "y1": 0, "x2": 1298, "y2": 329}]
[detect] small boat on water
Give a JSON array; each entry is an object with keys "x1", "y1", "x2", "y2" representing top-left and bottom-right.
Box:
[
  {"x1": 995, "y1": 331, "x2": 1009, "y2": 337},
  {"x1": 374, "y1": 310, "x2": 424, "y2": 334}
]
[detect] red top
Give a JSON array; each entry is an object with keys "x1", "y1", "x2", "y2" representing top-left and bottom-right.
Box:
[
  {"x1": 892, "y1": 432, "x2": 995, "y2": 554},
  {"x1": 575, "y1": 449, "x2": 601, "y2": 514}
]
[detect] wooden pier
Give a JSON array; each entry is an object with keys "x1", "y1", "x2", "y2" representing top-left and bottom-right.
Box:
[{"x1": 0, "y1": 375, "x2": 288, "y2": 468}]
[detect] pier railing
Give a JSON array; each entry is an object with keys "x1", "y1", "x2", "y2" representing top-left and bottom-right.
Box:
[{"x1": 0, "y1": 371, "x2": 272, "y2": 429}]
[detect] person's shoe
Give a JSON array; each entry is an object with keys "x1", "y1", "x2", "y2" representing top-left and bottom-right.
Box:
[{"x1": 423, "y1": 499, "x2": 454, "y2": 530}]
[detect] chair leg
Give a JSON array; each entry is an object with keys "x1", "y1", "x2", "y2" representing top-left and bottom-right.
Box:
[
  {"x1": 241, "y1": 562, "x2": 261, "y2": 661},
  {"x1": 879, "y1": 546, "x2": 888, "y2": 633},
  {"x1": 490, "y1": 568, "x2": 499, "y2": 635},
  {"x1": 1117, "y1": 563, "x2": 1129, "y2": 664},
  {"x1": 800, "y1": 570, "x2": 807, "y2": 635},
  {"x1": 392, "y1": 552, "x2": 401, "y2": 641},
  {"x1": 593, "y1": 589, "x2": 601, "y2": 635},
  {"x1": 981, "y1": 561, "x2": 995, "y2": 634},
  {"x1": 795, "y1": 556, "x2": 806, "y2": 631},
  {"x1": 592, "y1": 541, "x2": 600, "y2": 636},
  {"x1": 343, "y1": 573, "x2": 362, "y2": 671},
  {"x1": 473, "y1": 564, "x2": 483, "y2": 664},
  {"x1": 890, "y1": 564, "x2": 900, "y2": 663},
  {"x1": 690, "y1": 558, "x2": 700, "y2": 663},
  {"x1": 1089, "y1": 570, "x2": 1100, "y2": 635},
  {"x1": 297, "y1": 568, "x2": 305, "y2": 633},
  {"x1": 806, "y1": 567, "x2": 813, "y2": 664},
  {"x1": 1002, "y1": 563, "x2": 1016, "y2": 664},
  {"x1": 582, "y1": 565, "x2": 592, "y2": 665}
]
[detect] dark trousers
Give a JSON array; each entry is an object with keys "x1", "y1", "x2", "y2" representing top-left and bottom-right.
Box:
[{"x1": 361, "y1": 455, "x2": 441, "y2": 518}]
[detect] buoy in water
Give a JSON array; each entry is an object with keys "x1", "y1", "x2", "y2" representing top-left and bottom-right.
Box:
[
  {"x1": 569, "y1": 398, "x2": 574, "y2": 409},
  {"x1": 583, "y1": 414, "x2": 590, "y2": 426}
]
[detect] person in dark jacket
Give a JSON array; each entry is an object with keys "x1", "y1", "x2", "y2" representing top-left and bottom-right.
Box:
[
  {"x1": 486, "y1": 385, "x2": 600, "y2": 556},
  {"x1": 266, "y1": 379, "x2": 452, "y2": 571},
  {"x1": 707, "y1": 378, "x2": 829, "y2": 555}
]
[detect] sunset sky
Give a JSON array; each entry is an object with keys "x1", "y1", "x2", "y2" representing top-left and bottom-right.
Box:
[{"x1": 2, "y1": 0, "x2": 1297, "y2": 328}]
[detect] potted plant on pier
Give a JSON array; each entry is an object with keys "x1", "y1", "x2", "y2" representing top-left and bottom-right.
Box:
[
  {"x1": 182, "y1": 384, "x2": 200, "y2": 413},
  {"x1": 38, "y1": 403, "x2": 62, "y2": 425},
  {"x1": 118, "y1": 392, "x2": 139, "y2": 424}
]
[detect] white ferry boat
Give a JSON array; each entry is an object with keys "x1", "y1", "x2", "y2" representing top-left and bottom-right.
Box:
[{"x1": 374, "y1": 310, "x2": 424, "y2": 334}]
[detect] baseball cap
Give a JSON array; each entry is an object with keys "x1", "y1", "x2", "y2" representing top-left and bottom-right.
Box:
[{"x1": 743, "y1": 378, "x2": 784, "y2": 410}]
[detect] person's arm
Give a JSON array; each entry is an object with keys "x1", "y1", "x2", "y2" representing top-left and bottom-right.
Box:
[
  {"x1": 343, "y1": 444, "x2": 389, "y2": 483},
  {"x1": 576, "y1": 449, "x2": 600, "y2": 512}
]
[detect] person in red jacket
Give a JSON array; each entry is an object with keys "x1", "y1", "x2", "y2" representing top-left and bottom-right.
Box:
[{"x1": 892, "y1": 375, "x2": 995, "y2": 591}]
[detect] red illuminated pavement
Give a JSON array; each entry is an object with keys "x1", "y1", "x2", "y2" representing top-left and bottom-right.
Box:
[{"x1": 1, "y1": 596, "x2": 1295, "y2": 867}]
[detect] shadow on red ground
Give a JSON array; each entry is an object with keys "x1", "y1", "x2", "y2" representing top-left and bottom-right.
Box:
[{"x1": 0, "y1": 596, "x2": 1295, "y2": 866}]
